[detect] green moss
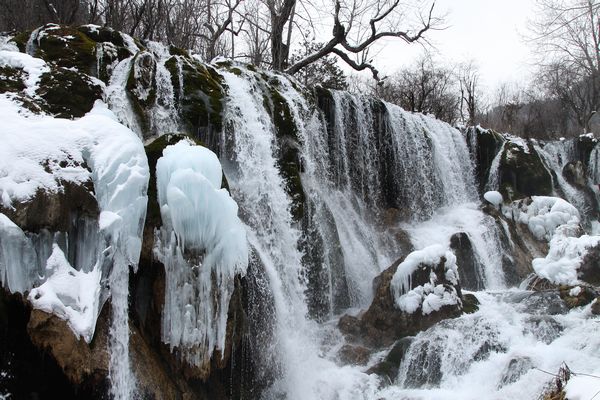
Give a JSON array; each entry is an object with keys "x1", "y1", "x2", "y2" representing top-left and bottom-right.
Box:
[
  {"x1": 0, "y1": 66, "x2": 26, "y2": 93},
  {"x1": 462, "y1": 293, "x2": 480, "y2": 314},
  {"x1": 126, "y1": 51, "x2": 157, "y2": 132},
  {"x1": 34, "y1": 25, "x2": 97, "y2": 74},
  {"x1": 177, "y1": 59, "x2": 225, "y2": 135},
  {"x1": 36, "y1": 68, "x2": 103, "y2": 118},
  {"x1": 265, "y1": 83, "x2": 305, "y2": 221},
  {"x1": 229, "y1": 67, "x2": 243, "y2": 76},
  {"x1": 10, "y1": 31, "x2": 31, "y2": 52},
  {"x1": 78, "y1": 25, "x2": 125, "y2": 48},
  {"x1": 245, "y1": 64, "x2": 257, "y2": 72},
  {"x1": 168, "y1": 45, "x2": 188, "y2": 57}
]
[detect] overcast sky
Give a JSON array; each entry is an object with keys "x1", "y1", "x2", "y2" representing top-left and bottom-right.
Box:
[{"x1": 367, "y1": 0, "x2": 537, "y2": 92}]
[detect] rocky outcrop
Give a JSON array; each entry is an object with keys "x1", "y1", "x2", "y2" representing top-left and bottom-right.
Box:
[
  {"x1": 578, "y1": 242, "x2": 600, "y2": 285},
  {"x1": 450, "y1": 232, "x2": 484, "y2": 291},
  {"x1": 338, "y1": 253, "x2": 463, "y2": 349},
  {"x1": 498, "y1": 141, "x2": 553, "y2": 201}
]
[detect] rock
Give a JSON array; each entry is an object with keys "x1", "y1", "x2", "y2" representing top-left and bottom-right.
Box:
[
  {"x1": 558, "y1": 285, "x2": 598, "y2": 309},
  {"x1": 32, "y1": 24, "x2": 97, "y2": 74},
  {"x1": 498, "y1": 357, "x2": 533, "y2": 388},
  {"x1": 0, "y1": 180, "x2": 98, "y2": 234},
  {"x1": 578, "y1": 243, "x2": 600, "y2": 285},
  {"x1": 27, "y1": 308, "x2": 108, "y2": 386},
  {"x1": 337, "y1": 344, "x2": 371, "y2": 365},
  {"x1": 591, "y1": 298, "x2": 600, "y2": 315},
  {"x1": 366, "y1": 337, "x2": 413, "y2": 383},
  {"x1": 498, "y1": 141, "x2": 553, "y2": 201},
  {"x1": 450, "y1": 232, "x2": 484, "y2": 291},
  {"x1": 339, "y1": 253, "x2": 463, "y2": 348},
  {"x1": 462, "y1": 293, "x2": 480, "y2": 314},
  {"x1": 563, "y1": 161, "x2": 587, "y2": 187}
]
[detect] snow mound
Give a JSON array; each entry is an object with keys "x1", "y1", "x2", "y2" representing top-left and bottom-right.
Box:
[
  {"x1": 390, "y1": 244, "x2": 460, "y2": 315},
  {"x1": 484, "y1": 191, "x2": 503, "y2": 207},
  {"x1": 155, "y1": 140, "x2": 248, "y2": 365},
  {"x1": 504, "y1": 196, "x2": 581, "y2": 241},
  {"x1": 28, "y1": 245, "x2": 101, "y2": 341},
  {"x1": 532, "y1": 234, "x2": 600, "y2": 285}
]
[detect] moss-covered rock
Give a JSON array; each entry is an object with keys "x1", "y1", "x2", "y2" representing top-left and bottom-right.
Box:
[
  {"x1": 32, "y1": 24, "x2": 97, "y2": 75},
  {"x1": 9, "y1": 31, "x2": 31, "y2": 53},
  {"x1": 166, "y1": 57, "x2": 225, "y2": 143},
  {"x1": 126, "y1": 51, "x2": 157, "y2": 133},
  {"x1": 256, "y1": 74, "x2": 306, "y2": 221},
  {"x1": 499, "y1": 140, "x2": 553, "y2": 200},
  {"x1": 36, "y1": 68, "x2": 103, "y2": 118},
  {"x1": 468, "y1": 127, "x2": 505, "y2": 193},
  {"x1": 0, "y1": 66, "x2": 26, "y2": 93}
]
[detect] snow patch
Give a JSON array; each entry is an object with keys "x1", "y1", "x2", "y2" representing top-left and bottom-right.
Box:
[
  {"x1": 484, "y1": 191, "x2": 503, "y2": 207},
  {"x1": 390, "y1": 244, "x2": 460, "y2": 315},
  {"x1": 28, "y1": 245, "x2": 101, "y2": 342}
]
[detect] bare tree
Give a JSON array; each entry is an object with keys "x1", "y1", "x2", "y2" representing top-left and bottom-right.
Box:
[
  {"x1": 529, "y1": 0, "x2": 600, "y2": 133},
  {"x1": 458, "y1": 61, "x2": 479, "y2": 125},
  {"x1": 284, "y1": 0, "x2": 441, "y2": 80},
  {"x1": 376, "y1": 54, "x2": 459, "y2": 123}
]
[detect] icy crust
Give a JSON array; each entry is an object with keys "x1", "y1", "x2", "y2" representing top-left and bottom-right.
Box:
[
  {"x1": 155, "y1": 140, "x2": 248, "y2": 365},
  {"x1": 390, "y1": 244, "x2": 460, "y2": 315},
  {"x1": 0, "y1": 99, "x2": 149, "y2": 342},
  {"x1": 504, "y1": 196, "x2": 600, "y2": 285},
  {"x1": 29, "y1": 245, "x2": 101, "y2": 340},
  {"x1": 503, "y1": 196, "x2": 581, "y2": 241}
]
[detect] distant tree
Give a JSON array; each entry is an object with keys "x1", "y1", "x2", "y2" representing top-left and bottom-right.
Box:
[
  {"x1": 376, "y1": 54, "x2": 459, "y2": 123},
  {"x1": 529, "y1": 0, "x2": 600, "y2": 133},
  {"x1": 458, "y1": 61, "x2": 480, "y2": 125}
]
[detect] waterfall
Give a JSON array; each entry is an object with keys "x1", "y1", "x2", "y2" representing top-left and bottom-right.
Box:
[{"x1": 484, "y1": 141, "x2": 506, "y2": 192}]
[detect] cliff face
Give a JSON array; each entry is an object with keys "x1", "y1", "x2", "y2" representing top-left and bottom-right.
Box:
[{"x1": 1, "y1": 24, "x2": 599, "y2": 400}]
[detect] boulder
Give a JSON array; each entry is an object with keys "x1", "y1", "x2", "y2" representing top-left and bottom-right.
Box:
[
  {"x1": 498, "y1": 141, "x2": 553, "y2": 201},
  {"x1": 450, "y1": 232, "x2": 484, "y2": 291},
  {"x1": 339, "y1": 251, "x2": 463, "y2": 348},
  {"x1": 578, "y1": 242, "x2": 600, "y2": 285}
]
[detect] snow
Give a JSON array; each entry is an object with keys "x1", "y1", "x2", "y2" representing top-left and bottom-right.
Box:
[
  {"x1": 0, "y1": 49, "x2": 49, "y2": 96},
  {"x1": 569, "y1": 286, "x2": 582, "y2": 296},
  {"x1": 0, "y1": 97, "x2": 149, "y2": 349},
  {"x1": 28, "y1": 245, "x2": 101, "y2": 342},
  {"x1": 155, "y1": 140, "x2": 248, "y2": 365},
  {"x1": 504, "y1": 196, "x2": 581, "y2": 241},
  {"x1": 532, "y1": 234, "x2": 600, "y2": 285},
  {"x1": 390, "y1": 244, "x2": 460, "y2": 315},
  {"x1": 501, "y1": 196, "x2": 600, "y2": 285},
  {"x1": 565, "y1": 370, "x2": 600, "y2": 400},
  {"x1": 484, "y1": 191, "x2": 503, "y2": 207}
]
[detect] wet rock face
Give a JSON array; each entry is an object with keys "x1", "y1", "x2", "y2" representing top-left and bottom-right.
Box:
[
  {"x1": 450, "y1": 232, "x2": 484, "y2": 291},
  {"x1": 498, "y1": 141, "x2": 553, "y2": 200},
  {"x1": 563, "y1": 161, "x2": 587, "y2": 187},
  {"x1": 579, "y1": 243, "x2": 600, "y2": 285},
  {"x1": 467, "y1": 127, "x2": 505, "y2": 192},
  {"x1": 0, "y1": 180, "x2": 98, "y2": 234},
  {"x1": 339, "y1": 255, "x2": 463, "y2": 349}
]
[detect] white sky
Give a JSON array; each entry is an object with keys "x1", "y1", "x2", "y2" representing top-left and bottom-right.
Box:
[{"x1": 354, "y1": 0, "x2": 537, "y2": 92}]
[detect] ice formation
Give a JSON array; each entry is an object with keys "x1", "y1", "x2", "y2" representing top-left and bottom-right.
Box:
[
  {"x1": 0, "y1": 94, "x2": 148, "y2": 398},
  {"x1": 484, "y1": 190, "x2": 503, "y2": 207},
  {"x1": 155, "y1": 140, "x2": 248, "y2": 365},
  {"x1": 503, "y1": 196, "x2": 600, "y2": 285},
  {"x1": 390, "y1": 244, "x2": 460, "y2": 314},
  {"x1": 504, "y1": 196, "x2": 581, "y2": 241}
]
